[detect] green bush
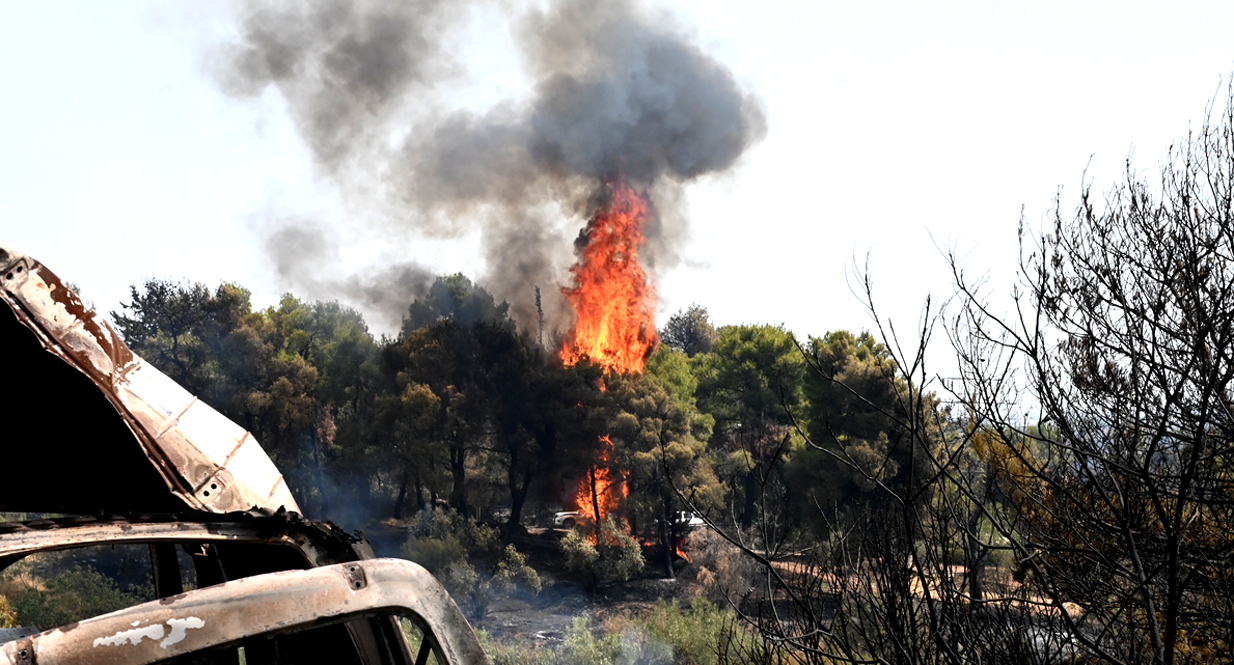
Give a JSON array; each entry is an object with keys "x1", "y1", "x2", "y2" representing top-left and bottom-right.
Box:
[
  {"x1": 401, "y1": 508, "x2": 499, "y2": 569},
  {"x1": 636, "y1": 599, "x2": 756, "y2": 665},
  {"x1": 492, "y1": 545, "x2": 542, "y2": 596},
  {"x1": 5, "y1": 567, "x2": 146, "y2": 630},
  {"x1": 561, "y1": 517, "x2": 644, "y2": 591},
  {"x1": 479, "y1": 605, "x2": 762, "y2": 665},
  {"x1": 477, "y1": 617, "x2": 627, "y2": 665},
  {"x1": 0, "y1": 595, "x2": 16, "y2": 628},
  {"x1": 477, "y1": 629, "x2": 557, "y2": 665},
  {"x1": 401, "y1": 509, "x2": 540, "y2": 619},
  {"x1": 559, "y1": 617, "x2": 617, "y2": 665},
  {"x1": 558, "y1": 616, "x2": 671, "y2": 665}
]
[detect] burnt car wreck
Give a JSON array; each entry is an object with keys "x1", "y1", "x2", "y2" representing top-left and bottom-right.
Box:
[{"x1": 0, "y1": 245, "x2": 488, "y2": 664}]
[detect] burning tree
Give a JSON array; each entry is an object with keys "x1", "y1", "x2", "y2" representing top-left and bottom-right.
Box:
[
  {"x1": 554, "y1": 180, "x2": 721, "y2": 577},
  {"x1": 560, "y1": 179, "x2": 660, "y2": 532},
  {"x1": 562, "y1": 179, "x2": 660, "y2": 374},
  {"x1": 217, "y1": 0, "x2": 768, "y2": 566},
  {"x1": 608, "y1": 368, "x2": 720, "y2": 577}
]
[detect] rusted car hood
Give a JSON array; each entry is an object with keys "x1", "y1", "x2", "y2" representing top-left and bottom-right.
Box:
[{"x1": 0, "y1": 244, "x2": 298, "y2": 515}]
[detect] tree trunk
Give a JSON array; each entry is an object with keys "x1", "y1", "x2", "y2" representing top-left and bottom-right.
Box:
[
  {"x1": 310, "y1": 429, "x2": 329, "y2": 520},
  {"x1": 589, "y1": 466, "x2": 602, "y2": 526},
  {"x1": 660, "y1": 499, "x2": 674, "y2": 578},
  {"x1": 506, "y1": 443, "x2": 528, "y2": 530},
  {"x1": 414, "y1": 470, "x2": 425, "y2": 511},
  {"x1": 393, "y1": 470, "x2": 409, "y2": 519},
  {"x1": 509, "y1": 470, "x2": 532, "y2": 532},
  {"x1": 450, "y1": 442, "x2": 468, "y2": 515},
  {"x1": 741, "y1": 470, "x2": 758, "y2": 528},
  {"x1": 965, "y1": 509, "x2": 984, "y2": 602}
]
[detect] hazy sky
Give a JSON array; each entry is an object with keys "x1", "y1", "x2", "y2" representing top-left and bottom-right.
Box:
[{"x1": 3, "y1": 1, "x2": 1233, "y2": 353}]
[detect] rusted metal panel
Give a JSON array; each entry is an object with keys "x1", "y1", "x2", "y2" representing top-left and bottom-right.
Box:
[
  {"x1": 0, "y1": 244, "x2": 298, "y2": 515},
  {"x1": 0, "y1": 511, "x2": 368, "y2": 569},
  {"x1": 0, "y1": 559, "x2": 490, "y2": 665}
]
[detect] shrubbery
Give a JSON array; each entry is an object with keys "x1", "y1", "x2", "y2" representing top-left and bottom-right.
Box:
[
  {"x1": 478, "y1": 630, "x2": 556, "y2": 665},
  {"x1": 560, "y1": 517, "x2": 644, "y2": 591},
  {"x1": 484, "y1": 615, "x2": 671, "y2": 665},
  {"x1": 401, "y1": 508, "x2": 540, "y2": 619},
  {"x1": 634, "y1": 600, "x2": 741, "y2": 665},
  {"x1": 684, "y1": 528, "x2": 761, "y2": 607},
  {"x1": 0, "y1": 595, "x2": 16, "y2": 628},
  {"x1": 0, "y1": 566, "x2": 147, "y2": 630},
  {"x1": 481, "y1": 601, "x2": 760, "y2": 665}
]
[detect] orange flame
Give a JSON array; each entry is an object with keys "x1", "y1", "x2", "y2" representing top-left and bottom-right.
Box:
[
  {"x1": 575, "y1": 435, "x2": 629, "y2": 530},
  {"x1": 561, "y1": 179, "x2": 657, "y2": 536},
  {"x1": 675, "y1": 540, "x2": 692, "y2": 563},
  {"x1": 562, "y1": 179, "x2": 659, "y2": 374}
]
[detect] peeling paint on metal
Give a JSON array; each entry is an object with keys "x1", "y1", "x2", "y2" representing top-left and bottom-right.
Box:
[
  {"x1": 90, "y1": 617, "x2": 205, "y2": 650},
  {"x1": 93, "y1": 623, "x2": 164, "y2": 648},
  {"x1": 24, "y1": 559, "x2": 489, "y2": 664},
  {"x1": 159, "y1": 617, "x2": 205, "y2": 648}
]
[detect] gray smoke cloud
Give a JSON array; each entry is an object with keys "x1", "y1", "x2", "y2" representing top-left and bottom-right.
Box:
[
  {"x1": 219, "y1": 0, "x2": 765, "y2": 334},
  {"x1": 220, "y1": 0, "x2": 459, "y2": 172},
  {"x1": 265, "y1": 225, "x2": 433, "y2": 333}
]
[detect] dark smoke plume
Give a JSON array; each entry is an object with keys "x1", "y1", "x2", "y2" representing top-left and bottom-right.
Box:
[{"x1": 219, "y1": 0, "x2": 765, "y2": 333}]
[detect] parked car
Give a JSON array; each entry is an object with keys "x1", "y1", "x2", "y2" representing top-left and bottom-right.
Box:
[
  {"x1": 552, "y1": 510, "x2": 582, "y2": 528},
  {"x1": 674, "y1": 511, "x2": 706, "y2": 529},
  {"x1": 0, "y1": 244, "x2": 488, "y2": 665}
]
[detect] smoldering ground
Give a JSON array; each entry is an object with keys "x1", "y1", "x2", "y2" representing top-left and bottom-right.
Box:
[{"x1": 217, "y1": 0, "x2": 765, "y2": 335}]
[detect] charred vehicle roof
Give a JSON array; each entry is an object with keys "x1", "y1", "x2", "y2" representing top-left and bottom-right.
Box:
[
  {"x1": 0, "y1": 245, "x2": 296, "y2": 515},
  {"x1": 0, "y1": 245, "x2": 488, "y2": 664}
]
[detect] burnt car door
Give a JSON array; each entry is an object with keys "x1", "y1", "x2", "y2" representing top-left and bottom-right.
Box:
[{"x1": 0, "y1": 559, "x2": 487, "y2": 665}]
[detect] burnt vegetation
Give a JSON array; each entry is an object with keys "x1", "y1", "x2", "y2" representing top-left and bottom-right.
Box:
[{"x1": 64, "y1": 82, "x2": 1234, "y2": 665}]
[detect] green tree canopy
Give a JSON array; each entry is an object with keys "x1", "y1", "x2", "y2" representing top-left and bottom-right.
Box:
[
  {"x1": 660, "y1": 304, "x2": 718, "y2": 357},
  {"x1": 786, "y1": 330, "x2": 915, "y2": 532},
  {"x1": 606, "y1": 371, "x2": 719, "y2": 576},
  {"x1": 402, "y1": 273, "x2": 509, "y2": 336},
  {"x1": 695, "y1": 324, "x2": 805, "y2": 426},
  {"x1": 645, "y1": 345, "x2": 700, "y2": 407},
  {"x1": 111, "y1": 280, "x2": 380, "y2": 521},
  {"x1": 694, "y1": 324, "x2": 806, "y2": 527}
]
